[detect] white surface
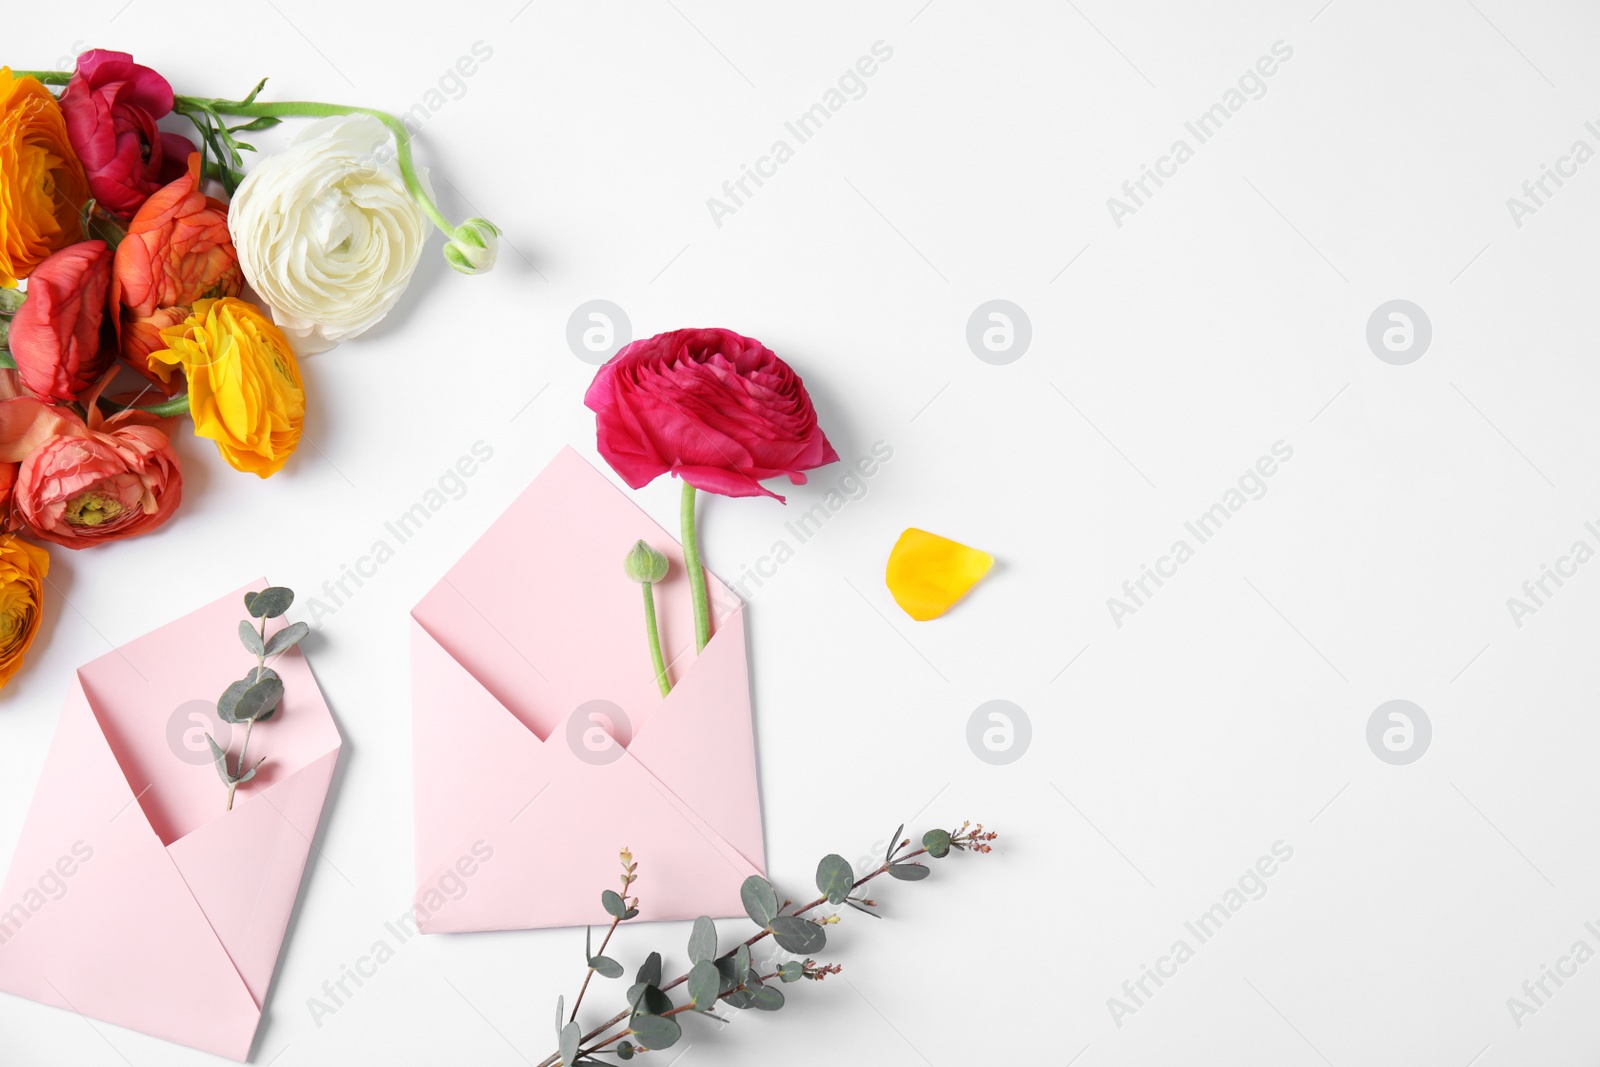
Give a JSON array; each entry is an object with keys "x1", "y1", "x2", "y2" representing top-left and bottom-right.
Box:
[{"x1": 4, "y1": 1, "x2": 1600, "y2": 1063}]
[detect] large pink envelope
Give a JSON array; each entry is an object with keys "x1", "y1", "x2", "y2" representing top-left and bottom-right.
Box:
[
  {"x1": 411, "y1": 447, "x2": 765, "y2": 933},
  {"x1": 0, "y1": 582, "x2": 340, "y2": 1061}
]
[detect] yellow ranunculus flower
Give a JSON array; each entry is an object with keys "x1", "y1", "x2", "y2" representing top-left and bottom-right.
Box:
[
  {"x1": 0, "y1": 68, "x2": 90, "y2": 287},
  {"x1": 148, "y1": 297, "x2": 306, "y2": 478},
  {"x1": 0, "y1": 537, "x2": 49, "y2": 688}
]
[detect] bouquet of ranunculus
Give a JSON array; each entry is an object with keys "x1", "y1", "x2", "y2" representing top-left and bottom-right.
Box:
[{"x1": 0, "y1": 51, "x2": 500, "y2": 690}]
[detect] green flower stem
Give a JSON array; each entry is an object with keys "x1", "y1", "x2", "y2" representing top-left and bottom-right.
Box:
[
  {"x1": 98, "y1": 394, "x2": 191, "y2": 418},
  {"x1": 641, "y1": 582, "x2": 671, "y2": 697},
  {"x1": 177, "y1": 96, "x2": 455, "y2": 235},
  {"x1": 680, "y1": 482, "x2": 711, "y2": 652},
  {"x1": 11, "y1": 70, "x2": 69, "y2": 85}
]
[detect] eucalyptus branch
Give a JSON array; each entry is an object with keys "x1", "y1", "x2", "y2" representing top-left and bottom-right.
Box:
[
  {"x1": 539, "y1": 821, "x2": 996, "y2": 1067},
  {"x1": 202, "y1": 586, "x2": 309, "y2": 811}
]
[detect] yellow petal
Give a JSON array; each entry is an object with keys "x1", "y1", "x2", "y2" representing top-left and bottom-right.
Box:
[{"x1": 885, "y1": 528, "x2": 994, "y2": 621}]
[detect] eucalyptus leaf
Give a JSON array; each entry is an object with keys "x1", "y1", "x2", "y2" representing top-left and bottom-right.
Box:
[
  {"x1": 885, "y1": 823, "x2": 905, "y2": 864},
  {"x1": 629, "y1": 1014, "x2": 681, "y2": 1051},
  {"x1": 589, "y1": 955, "x2": 624, "y2": 979},
  {"x1": 740, "y1": 875, "x2": 778, "y2": 928},
  {"x1": 601, "y1": 889, "x2": 627, "y2": 919},
  {"x1": 723, "y1": 988, "x2": 756, "y2": 1010},
  {"x1": 922, "y1": 828, "x2": 952, "y2": 859},
  {"x1": 636, "y1": 951, "x2": 662, "y2": 988},
  {"x1": 205, "y1": 734, "x2": 231, "y2": 784},
  {"x1": 815, "y1": 854, "x2": 854, "y2": 904},
  {"x1": 234, "y1": 675, "x2": 284, "y2": 722},
  {"x1": 556, "y1": 996, "x2": 565, "y2": 1036},
  {"x1": 747, "y1": 981, "x2": 785, "y2": 1012},
  {"x1": 713, "y1": 957, "x2": 740, "y2": 994},
  {"x1": 626, "y1": 982, "x2": 672, "y2": 1017},
  {"x1": 688, "y1": 915, "x2": 717, "y2": 963},
  {"x1": 778, "y1": 961, "x2": 804, "y2": 983},
  {"x1": 888, "y1": 862, "x2": 930, "y2": 881},
  {"x1": 617, "y1": 1040, "x2": 635, "y2": 1060},
  {"x1": 264, "y1": 621, "x2": 309, "y2": 657},
  {"x1": 845, "y1": 898, "x2": 882, "y2": 918},
  {"x1": 770, "y1": 916, "x2": 826, "y2": 955},
  {"x1": 734, "y1": 945, "x2": 751, "y2": 985},
  {"x1": 687, "y1": 960, "x2": 719, "y2": 1010},
  {"x1": 245, "y1": 586, "x2": 294, "y2": 619},
  {"x1": 237, "y1": 621, "x2": 264, "y2": 655},
  {"x1": 559, "y1": 1020, "x2": 580, "y2": 1065}
]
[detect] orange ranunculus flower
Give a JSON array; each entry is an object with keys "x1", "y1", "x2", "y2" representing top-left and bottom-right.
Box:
[
  {"x1": 147, "y1": 298, "x2": 305, "y2": 478},
  {"x1": 112, "y1": 153, "x2": 242, "y2": 388},
  {"x1": 0, "y1": 535, "x2": 48, "y2": 688},
  {"x1": 0, "y1": 68, "x2": 90, "y2": 287}
]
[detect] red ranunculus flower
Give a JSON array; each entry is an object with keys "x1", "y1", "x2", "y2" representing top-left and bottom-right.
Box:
[
  {"x1": 112, "y1": 153, "x2": 243, "y2": 386},
  {"x1": 0, "y1": 385, "x2": 181, "y2": 548},
  {"x1": 7, "y1": 240, "x2": 114, "y2": 402},
  {"x1": 59, "y1": 50, "x2": 195, "y2": 219},
  {"x1": 584, "y1": 328, "x2": 838, "y2": 500}
]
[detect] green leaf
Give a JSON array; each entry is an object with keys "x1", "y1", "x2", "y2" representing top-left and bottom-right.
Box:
[
  {"x1": 601, "y1": 889, "x2": 627, "y2": 919},
  {"x1": 922, "y1": 829, "x2": 952, "y2": 859},
  {"x1": 734, "y1": 945, "x2": 751, "y2": 986},
  {"x1": 616, "y1": 1041, "x2": 635, "y2": 1061},
  {"x1": 713, "y1": 957, "x2": 740, "y2": 994},
  {"x1": 688, "y1": 916, "x2": 717, "y2": 963},
  {"x1": 0, "y1": 350, "x2": 14, "y2": 372},
  {"x1": 888, "y1": 863, "x2": 930, "y2": 881},
  {"x1": 723, "y1": 988, "x2": 756, "y2": 1010},
  {"x1": 770, "y1": 916, "x2": 825, "y2": 955},
  {"x1": 885, "y1": 824, "x2": 905, "y2": 864},
  {"x1": 555, "y1": 996, "x2": 565, "y2": 1036},
  {"x1": 217, "y1": 667, "x2": 281, "y2": 724},
  {"x1": 845, "y1": 898, "x2": 881, "y2": 918},
  {"x1": 815, "y1": 854, "x2": 854, "y2": 904},
  {"x1": 687, "y1": 960, "x2": 719, "y2": 1010},
  {"x1": 589, "y1": 955, "x2": 623, "y2": 979},
  {"x1": 778, "y1": 961, "x2": 804, "y2": 983},
  {"x1": 240, "y1": 76, "x2": 268, "y2": 105},
  {"x1": 629, "y1": 1014, "x2": 681, "y2": 1051},
  {"x1": 226, "y1": 116, "x2": 281, "y2": 133},
  {"x1": 0, "y1": 288, "x2": 25, "y2": 316},
  {"x1": 747, "y1": 981, "x2": 785, "y2": 1012},
  {"x1": 559, "y1": 1020, "x2": 580, "y2": 1065},
  {"x1": 234, "y1": 675, "x2": 284, "y2": 722},
  {"x1": 237, "y1": 620, "x2": 264, "y2": 655},
  {"x1": 740, "y1": 876, "x2": 778, "y2": 928},
  {"x1": 636, "y1": 951, "x2": 662, "y2": 988},
  {"x1": 205, "y1": 733, "x2": 231, "y2": 784},
  {"x1": 263, "y1": 621, "x2": 309, "y2": 657},
  {"x1": 626, "y1": 983, "x2": 671, "y2": 1017},
  {"x1": 244, "y1": 586, "x2": 294, "y2": 619}
]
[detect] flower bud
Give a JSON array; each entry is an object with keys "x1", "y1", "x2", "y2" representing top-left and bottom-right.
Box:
[
  {"x1": 623, "y1": 539, "x2": 669, "y2": 585},
  {"x1": 0, "y1": 289, "x2": 25, "y2": 316},
  {"x1": 444, "y1": 216, "x2": 501, "y2": 275}
]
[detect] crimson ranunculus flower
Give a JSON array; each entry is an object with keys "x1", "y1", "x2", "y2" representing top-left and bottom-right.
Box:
[
  {"x1": 584, "y1": 328, "x2": 838, "y2": 500},
  {"x1": 112, "y1": 153, "x2": 243, "y2": 386},
  {"x1": 59, "y1": 50, "x2": 195, "y2": 219},
  {"x1": 0, "y1": 390, "x2": 181, "y2": 548},
  {"x1": 7, "y1": 240, "x2": 114, "y2": 402}
]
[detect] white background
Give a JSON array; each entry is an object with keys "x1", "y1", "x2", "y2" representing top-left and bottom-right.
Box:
[{"x1": 5, "y1": 0, "x2": 1600, "y2": 1064}]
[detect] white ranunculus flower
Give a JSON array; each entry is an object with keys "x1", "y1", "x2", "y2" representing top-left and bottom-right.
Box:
[{"x1": 229, "y1": 114, "x2": 426, "y2": 354}]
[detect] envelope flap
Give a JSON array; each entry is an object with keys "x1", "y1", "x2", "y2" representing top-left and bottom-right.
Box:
[
  {"x1": 629, "y1": 606, "x2": 765, "y2": 874},
  {"x1": 0, "y1": 678, "x2": 261, "y2": 1061},
  {"x1": 166, "y1": 747, "x2": 339, "y2": 1006},
  {"x1": 411, "y1": 447, "x2": 740, "y2": 742},
  {"x1": 77, "y1": 580, "x2": 341, "y2": 846},
  {"x1": 411, "y1": 617, "x2": 542, "y2": 887}
]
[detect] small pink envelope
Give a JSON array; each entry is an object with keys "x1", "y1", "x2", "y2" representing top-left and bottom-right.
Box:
[
  {"x1": 0, "y1": 582, "x2": 340, "y2": 1061},
  {"x1": 411, "y1": 447, "x2": 766, "y2": 932}
]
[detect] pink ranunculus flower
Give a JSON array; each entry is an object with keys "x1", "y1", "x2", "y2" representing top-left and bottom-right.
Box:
[
  {"x1": 584, "y1": 328, "x2": 838, "y2": 500},
  {"x1": 7, "y1": 240, "x2": 115, "y2": 402},
  {"x1": 59, "y1": 50, "x2": 195, "y2": 219},
  {"x1": 0, "y1": 384, "x2": 181, "y2": 549}
]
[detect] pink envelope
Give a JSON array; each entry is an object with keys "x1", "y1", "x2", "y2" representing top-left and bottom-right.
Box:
[
  {"x1": 0, "y1": 582, "x2": 340, "y2": 1061},
  {"x1": 411, "y1": 447, "x2": 766, "y2": 932}
]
